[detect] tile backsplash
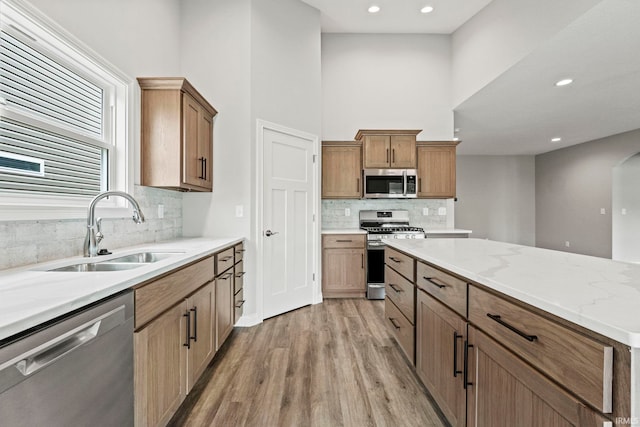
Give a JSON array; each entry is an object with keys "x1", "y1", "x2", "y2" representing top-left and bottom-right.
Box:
[
  {"x1": 0, "y1": 185, "x2": 183, "y2": 270},
  {"x1": 322, "y1": 199, "x2": 450, "y2": 229}
]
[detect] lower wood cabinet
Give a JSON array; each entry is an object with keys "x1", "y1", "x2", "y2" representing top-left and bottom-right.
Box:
[
  {"x1": 216, "y1": 269, "x2": 234, "y2": 350},
  {"x1": 466, "y1": 326, "x2": 609, "y2": 427},
  {"x1": 416, "y1": 289, "x2": 466, "y2": 427},
  {"x1": 134, "y1": 281, "x2": 214, "y2": 427},
  {"x1": 322, "y1": 234, "x2": 366, "y2": 298}
]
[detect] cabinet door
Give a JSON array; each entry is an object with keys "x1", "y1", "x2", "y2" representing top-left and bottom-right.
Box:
[
  {"x1": 197, "y1": 108, "x2": 213, "y2": 190},
  {"x1": 134, "y1": 302, "x2": 187, "y2": 427},
  {"x1": 363, "y1": 135, "x2": 391, "y2": 168},
  {"x1": 417, "y1": 146, "x2": 456, "y2": 198},
  {"x1": 187, "y1": 282, "x2": 215, "y2": 392},
  {"x1": 322, "y1": 145, "x2": 362, "y2": 198},
  {"x1": 416, "y1": 290, "x2": 466, "y2": 427},
  {"x1": 216, "y1": 271, "x2": 234, "y2": 350},
  {"x1": 466, "y1": 326, "x2": 610, "y2": 427},
  {"x1": 390, "y1": 135, "x2": 416, "y2": 168},
  {"x1": 322, "y1": 248, "x2": 365, "y2": 297}
]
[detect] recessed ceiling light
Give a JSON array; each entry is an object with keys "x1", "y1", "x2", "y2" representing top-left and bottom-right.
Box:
[
  {"x1": 555, "y1": 78, "x2": 573, "y2": 87},
  {"x1": 421, "y1": 6, "x2": 434, "y2": 13},
  {"x1": 368, "y1": 5, "x2": 380, "y2": 13},
  {"x1": 551, "y1": 137, "x2": 562, "y2": 142}
]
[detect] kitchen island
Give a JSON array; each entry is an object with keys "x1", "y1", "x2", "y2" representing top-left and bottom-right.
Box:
[{"x1": 385, "y1": 238, "x2": 640, "y2": 426}]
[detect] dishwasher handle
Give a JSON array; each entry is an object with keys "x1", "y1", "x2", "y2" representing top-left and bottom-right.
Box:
[{"x1": 1, "y1": 305, "x2": 126, "y2": 378}]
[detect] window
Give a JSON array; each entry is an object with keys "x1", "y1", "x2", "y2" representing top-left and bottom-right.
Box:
[{"x1": 0, "y1": 0, "x2": 132, "y2": 219}]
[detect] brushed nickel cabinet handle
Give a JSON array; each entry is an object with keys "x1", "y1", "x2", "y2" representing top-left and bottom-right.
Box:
[{"x1": 487, "y1": 314, "x2": 538, "y2": 342}]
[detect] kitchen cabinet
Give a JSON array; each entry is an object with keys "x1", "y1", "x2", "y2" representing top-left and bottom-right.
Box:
[
  {"x1": 466, "y1": 326, "x2": 609, "y2": 427},
  {"x1": 322, "y1": 142, "x2": 362, "y2": 198},
  {"x1": 133, "y1": 256, "x2": 215, "y2": 427},
  {"x1": 416, "y1": 290, "x2": 466, "y2": 427},
  {"x1": 384, "y1": 246, "x2": 416, "y2": 364},
  {"x1": 234, "y1": 242, "x2": 246, "y2": 323},
  {"x1": 416, "y1": 142, "x2": 458, "y2": 198},
  {"x1": 322, "y1": 234, "x2": 366, "y2": 298},
  {"x1": 355, "y1": 129, "x2": 421, "y2": 169},
  {"x1": 138, "y1": 77, "x2": 218, "y2": 192},
  {"x1": 216, "y1": 247, "x2": 235, "y2": 349}
]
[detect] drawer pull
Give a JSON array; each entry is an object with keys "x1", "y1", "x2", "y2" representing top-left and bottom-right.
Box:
[
  {"x1": 389, "y1": 317, "x2": 401, "y2": 330},
  {"x1": 235, "y1": 249, "x2": 245, "y2": 253},
  {"x1": 388, "y1": 283, "x2": 402, "y2": 293},
  {"x1": 388, "y1": 256, "x2": 401, "y2": 263},
  {"x1": 235, "y1": 299, "x2": 246, "y2": 308},
  {"x1": 453, "y1": 332, "x2": 463, "y2": 377},
  {"x1": 336, "y1": 239, "x2": 353, "y2": 243},
  {"x1": 463, "y1": 340, "x2": 473, "y2": 389},
  {"x1": 487, "y1": 314, "x2": 538, "y2": 342},
  {"x1": 235, "y1": 271, "x2": 246, "y2": 278},
  {"x1": 220, "y1": 256, "x2": 233, "y2": 262},
  {"x1": 424, "y1": 277, "x2": 446, "y2": 289}
]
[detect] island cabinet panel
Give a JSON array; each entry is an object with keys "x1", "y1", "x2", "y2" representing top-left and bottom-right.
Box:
[
  {"x1": 469, "y1": 285, "x2": 613, "y2": 413},
  {"x1": 385, "y1": 265, "x2": 415, "y2": 321},
  {"x1": 385, "y1": 247, "x2": 414, "y2": 282},
  {"x1": 466, "y1": 326, "x2": 610, "y2": 427},
  {"x1": 416, "y1": 290, "x2": 466, "y2": 427},
  {"x1": 416, "y1": 261, "x2": 467, "y2": 318}
]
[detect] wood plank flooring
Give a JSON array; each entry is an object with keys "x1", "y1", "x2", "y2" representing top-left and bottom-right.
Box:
[{"x1": 168, "y1": 299, "x2": 446, "y2": 427}]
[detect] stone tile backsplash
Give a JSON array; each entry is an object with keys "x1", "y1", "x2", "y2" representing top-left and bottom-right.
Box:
[
  {"x1": 322, "y1": 199, "x2": 449, "y2": 229},
  {"x1": 0, "y1": 185, "x2": 183, "y2": 270}
]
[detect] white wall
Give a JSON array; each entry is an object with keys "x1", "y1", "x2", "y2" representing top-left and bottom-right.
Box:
[
  {"x1": 613, "y1": 153, "x2": 640, "y2": 263},
  {"x1": 321, "y1": 33, "x2": 452, "y2": 141},
  {"x1": 451, "y1": 0, "x2": 602, "y2": 107},
  {"x1": 455, "y1": 155, "x2": 536, "y2": 245},
  {"x1": 181, "y1": 0, "x2": 322, "y2": 322}
]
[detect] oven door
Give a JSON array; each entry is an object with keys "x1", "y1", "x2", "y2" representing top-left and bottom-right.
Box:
[{"x1": 366, "y1": 240, "x2": 386, "y2": 299}]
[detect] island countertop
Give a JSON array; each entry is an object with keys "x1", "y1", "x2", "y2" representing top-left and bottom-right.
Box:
[{"x1": 386, "y1": 238, "x2": 640, "y2": 347}]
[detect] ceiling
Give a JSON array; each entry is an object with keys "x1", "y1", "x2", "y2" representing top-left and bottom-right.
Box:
[
  {"x1": 302, "y1": 0, "x2": 640, "y2": 156},
  {"x1": 300, "y1": 0, "x2": 493, "y2": 34}
]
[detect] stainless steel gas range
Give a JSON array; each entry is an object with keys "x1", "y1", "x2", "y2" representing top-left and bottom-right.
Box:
[{"x1": 359, "y1": 210, "x2": 426, "y2": 299}]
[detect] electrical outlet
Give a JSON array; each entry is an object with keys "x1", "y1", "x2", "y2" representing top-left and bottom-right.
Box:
[
  {"x1": 235, "y1": 205, "x2": 244, "y2": 218},
  {"x1": 422, "y1": 207, "x2": 429, "y2": 216},
  {"x1": 157, "y1": 204, "x2": 164, "y2": 219},
  {"x1": 600, "y1": 208, "x2": 606, "y2": 215},
  {"x1": 622, "y1": 208, "x2": 627, "y2": 215},
  {"x1": 565, "y1": 241, "x2": 570, "y2": 248},
  {"x1": 438, "y1": 207, "x2": 447, "y2": 216},
  {"x1": 345, "y1": 208, "x2": 351, "y2": 217}
]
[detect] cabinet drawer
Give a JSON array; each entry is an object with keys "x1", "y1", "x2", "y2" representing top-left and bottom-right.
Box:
[
  {"x1": 417, "y1": 261, "x2": 467, "y2": 317},
  {"x1": 385, "y1": 265, "x2": 415, "y2": 324},
  {"x1": 469, "y1": 285, "x2": 613, "y2": 413},
  {"x1": 234, "y1": 242, "x2": 245, "y2": 263},
  {"x1": 216, "y1": 247, "x2": 235, "y2": 275},
  {"x1": 135, "y1": 256, "x2": 214, "y2": 329},
  {"x1": 234, "y1": 260, "x2": 244, "y2": 294},
  {"x1": 385, "y1": 297, "x2": 415, "y2": 364},
  {"x1": 385, "y1": 247, "x2": 414, "y2": 282},
  {"x1": 234, "y1": 288, "x2": 244, "y2": 324},
  {"x1": 322, "y1": 234, "x2": 365, "y2": 249}
]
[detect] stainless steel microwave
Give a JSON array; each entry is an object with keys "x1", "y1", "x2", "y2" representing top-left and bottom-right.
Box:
[{"x1": 363, "y1": 169, "x2": 417, "y2": 198}]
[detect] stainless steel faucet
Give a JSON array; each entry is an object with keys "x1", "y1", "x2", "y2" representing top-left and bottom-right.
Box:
[{"x1": 84, "y1": 191, "x2": 146, "y2": 257}]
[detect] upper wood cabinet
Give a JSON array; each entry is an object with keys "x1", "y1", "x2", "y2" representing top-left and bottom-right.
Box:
[
  {"x1": 321, "y1": 142, "x2": 362, "y2": 199},
  {"x1": 416, "y1": 142, "x2": 458, "y2": 199},
  {"x1": 138, "y1": 77, "x2": 218, "y2": 192},
  {"x1": 355, "y1": 129, "x2": 420, "y2": 169}
]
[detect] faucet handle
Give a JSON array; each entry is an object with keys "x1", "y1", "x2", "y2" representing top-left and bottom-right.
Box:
[{"x1": 132, "y1": 209, "x2": 144, "y2": 224}]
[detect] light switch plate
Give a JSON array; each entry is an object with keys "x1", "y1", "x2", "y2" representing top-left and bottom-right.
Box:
[
  {"x1": 438, "y1": 207, "x2": 446, "y2": 216},
  {"x1": 235, "y1": 205, "x2": 244, "y2": 218},
  {"x1": 622, "y1": 208, "x2": 627, "y2": 215},
  {"x1": 345, "y1": 208, "x2": 351, "y2": 217},
  {"x1": 157, "y1": 204, "x2": 164, "y2": 219},
  {"x1": 422, "y1": 207, "x2": 429, "y2": 216},
  {"x1": 600, "y1": 208, "x2": 606, "y2": 215}
]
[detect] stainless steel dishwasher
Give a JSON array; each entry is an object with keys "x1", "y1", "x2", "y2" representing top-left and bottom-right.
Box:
[{"x1": 0, "y1": 290, "x2": 134, "y2": 427}]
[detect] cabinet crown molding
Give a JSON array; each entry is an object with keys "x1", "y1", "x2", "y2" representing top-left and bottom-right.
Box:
[
  {"x1": 137, "y1": 77, "x2": 218, "y2": 117},
  {"x1": 354, "y1": 129, "x2": 422, "y2": 141}
]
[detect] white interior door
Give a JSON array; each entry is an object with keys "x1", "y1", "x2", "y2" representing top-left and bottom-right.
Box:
[{"x1": 260, "y1": 122, "x2": 317, "y2": 319}]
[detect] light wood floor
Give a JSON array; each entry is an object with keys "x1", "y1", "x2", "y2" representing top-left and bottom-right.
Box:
[{"x1": 168, "y1": 299, "x2": 446, "y2": 427}]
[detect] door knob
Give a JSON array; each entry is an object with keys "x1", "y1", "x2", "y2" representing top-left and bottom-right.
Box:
[{"x1": 265, "y1": 229, "x2": 279, "y2": 237}]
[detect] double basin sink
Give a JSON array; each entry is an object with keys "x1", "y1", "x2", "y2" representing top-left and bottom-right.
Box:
[{"x1": 49, "y1": 252, "x2": 184, "y2": 272}]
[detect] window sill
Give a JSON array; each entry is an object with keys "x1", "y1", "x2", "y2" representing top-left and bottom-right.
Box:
[{"x1": 0, "y1": 194, "x2": 136, "y2": 221}]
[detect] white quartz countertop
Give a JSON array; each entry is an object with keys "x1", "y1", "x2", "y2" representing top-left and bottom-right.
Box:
[
  {"x1": 425, "y1": 229, "x2": 472, "y2": 235},
  {"x1": 386, "y1": 238, "x2": 640, "y2": 347},
  {"x1": 321, "y1": 229, "x2": 367, "y2": 234},
  {"x1": 0, "y1": 237, "x2": 242, "y2": 342}
]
